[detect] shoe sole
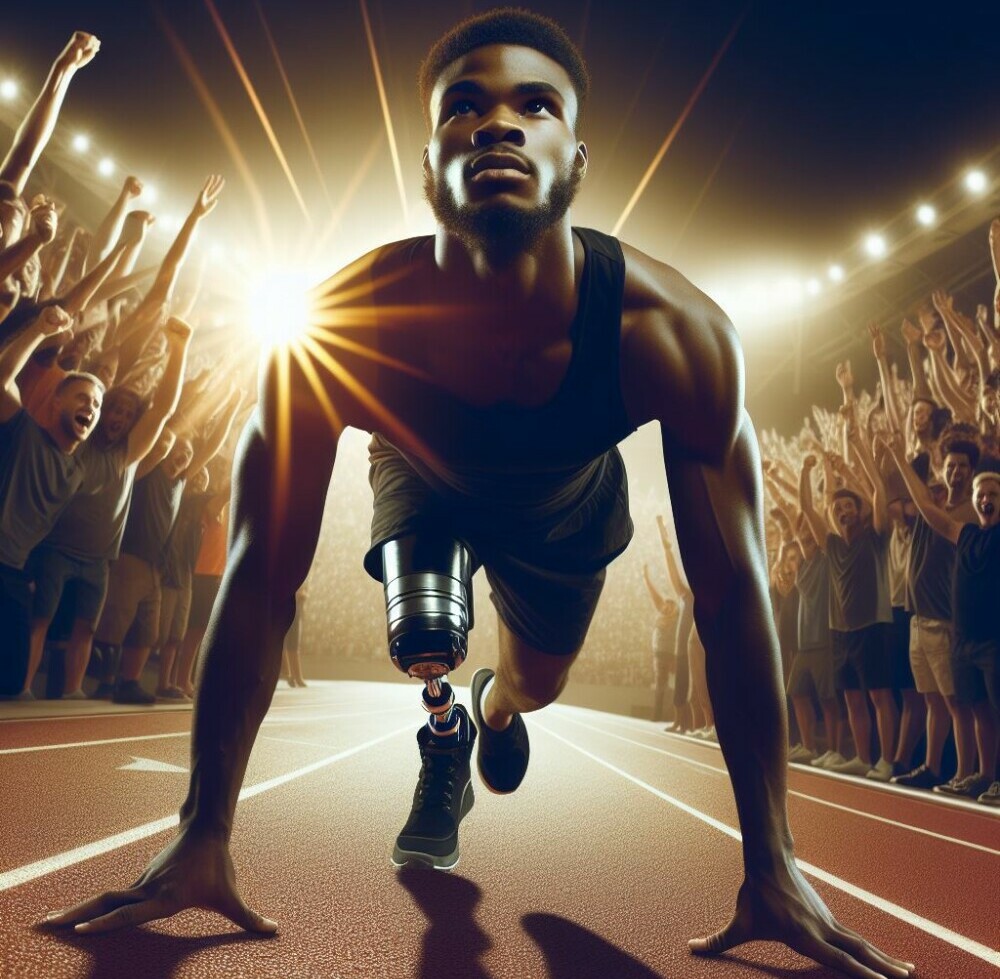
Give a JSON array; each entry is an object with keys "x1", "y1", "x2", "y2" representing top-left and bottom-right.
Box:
[
  {"x1": 469, "y1": 668, "x2": 527, "y2": 796},
  {"x1": 390, "y1": 780, "x2": 474, "y2": 871}
]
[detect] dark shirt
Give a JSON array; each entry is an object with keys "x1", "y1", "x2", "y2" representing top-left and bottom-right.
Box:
[
  {"x1": 162, "y1": 492, "x2": 210, "y2": 587},
  {"x1": 0, "y1": 410, "x2": 86, "y2": 569},
  {"x1": 825, "y1": 526, "x2": 892, "y2": 632},
  {"x1": 907, "y1": 503, "x2": 976, "y2": 620},
  {"x1": 953, "y1": 522, "x2": 1000, "y2": 645},
  {"x1": 796, "y1": 550, "x2": 831, "y2": 651},
  {"x1": 120, "y1": 466, "x2": 186, "y2": 567},
  {"x1": 45, "y1": 440, "x2": 135, "y2": 561}
]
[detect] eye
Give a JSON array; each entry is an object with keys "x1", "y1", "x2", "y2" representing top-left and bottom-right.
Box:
[
  {"x1": 448, "y1": 99, "x2": 476, "y2": 118},
  {"x1": 523, "y1": 98, "x2": 548, "y2": 115}
]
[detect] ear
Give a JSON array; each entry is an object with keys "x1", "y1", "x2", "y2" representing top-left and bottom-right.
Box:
[{"x1": 575, "y1": 142, "x2": 588, "y2": 179}]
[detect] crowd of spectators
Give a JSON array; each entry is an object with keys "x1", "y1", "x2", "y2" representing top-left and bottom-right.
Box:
[
  {"x1": 4, "y1": 31, "x2": 996, "y2": 813},
  {"x1": 0, "y1": 32, "x2": 252, "y2": 705},
  {"x1": 655, "y1": 217, "x2": 1000, "y2": 807}
]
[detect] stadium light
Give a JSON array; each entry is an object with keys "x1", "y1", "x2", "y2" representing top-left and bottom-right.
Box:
[
  {"x1": 916, "y1": 204, "x2": 936, "y2": 226},
  {"x1": 964, "y1": 170, "x2": 987, "y2": 194},
  {"x1": 828, "y1": 264, "x2": 844, "y2": 282},
  {"x1": 71, "y1": 133, "x2": 90, "y2": 153},
  {"x1": 864, "y1": 233, "x2": 886, "y2": 258},
  {"x1": 0, "y1": 79, "x2": 17, "y2": 101},
  {"x1": 97, "y1": 157, "x2": 115, "y2": 177},
  {"x1": 806, "y1": 278, "x2": 822, "y2": 296},
  {"x1": 247, "y1": 266, "x2": 314, "y2": 349}
]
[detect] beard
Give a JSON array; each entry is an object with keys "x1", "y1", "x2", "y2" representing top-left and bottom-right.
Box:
[{"x1": 424, "y1": 160, "x2": 582, "y2": 263}]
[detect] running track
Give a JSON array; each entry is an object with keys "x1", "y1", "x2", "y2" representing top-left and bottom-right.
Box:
[{"x1": 0, "y1": 681, "x2": 997, "y2": 978}]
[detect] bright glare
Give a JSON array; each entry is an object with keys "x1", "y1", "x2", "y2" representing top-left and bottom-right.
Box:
[
  {"x1": 774, "y1": 277, "x2": 803, "y2": 306},
  {"x1": 828, "y1": 264, "x2": 844, "y2": 282},
  {"x1": 144, "y1": 184, "x2": 158, "y2": 204},
  {"x1": 964, "y1": 170, "x2": 987, "y2": 194},
  {"x1": 209, "y1": 243, "x2": 225, "y2": 262},
  {"x1": 71, "y1": 133, "x2": 90, "y2": 153},
  {"x1": 98, "y1": 157, "x2": 115, "y2": 177},
  {"x1": 0, "y1": 79, "x2": 17, "y2": 101},
  {"x1": 916, "y1": 204, "x2": 936, "y2": 226},
  {"x1": 806, "y1": 278, "x2": 822, "y2": 296},
  {"x1": 160, "y1": 214, "x2": 179, "y2": 232},
  {"x1": 246, "y1": 268, "x2": 314, "y2": 349},
  {"x1": 864, "y1": 234, "x2": 886, "y2": 258}
]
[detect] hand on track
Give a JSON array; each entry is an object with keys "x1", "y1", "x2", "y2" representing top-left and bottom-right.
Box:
[
  {"x1": 689, "y1": 863, "x2": 915, "y2": 978},
  {"x1": 41, "y1": 830, "x2": 277, "y2": 936}
]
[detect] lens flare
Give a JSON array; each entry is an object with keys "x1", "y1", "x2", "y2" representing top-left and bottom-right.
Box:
[{"x1": 246, "y1": 267, "x2": 315, "y2": 349}]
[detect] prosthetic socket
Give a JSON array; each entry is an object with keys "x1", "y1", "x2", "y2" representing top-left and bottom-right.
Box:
[{"x1": 382, "y1": 536, "x2": 473, "y2": 730}]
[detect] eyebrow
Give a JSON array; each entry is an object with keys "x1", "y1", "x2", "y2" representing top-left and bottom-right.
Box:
[{"x1": 439, "y1": 79, "x2": 564, "y2": 102}]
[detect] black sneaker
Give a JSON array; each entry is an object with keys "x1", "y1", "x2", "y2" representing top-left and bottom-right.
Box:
[
  {"x1": 934, "y1": 773, "x2": 993, "y2": 798},
  {"x1": 392, "y1": 705, "x2": 476, "y2": 871},
  {"x1": 470, "y1": 667, "x2": 530, "y2": 795},
  {"x1": 890, "y1": 763, "x2": 945, "y2": 789},
  {"x1": 112, "y1": 680, "x2": 156, "y2": 705},
  {"x1": 89, "y1": 682, "x2": 115, "y2": 700}
]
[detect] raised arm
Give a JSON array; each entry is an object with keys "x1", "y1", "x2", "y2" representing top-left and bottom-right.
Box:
[
  {"x1": 867, "y1": 322, "x2": 903, "y2": 433},
  {"x1": 135, "y1": 428, "x2": 176, "y2": 480},
  {"x1": 125, "y1": 318, "x2": 193, "y2": 466},
  {"x1": 85, "y1": 176, "x2": 143, "y2": 273},
  {"x1": 922, "y1": 327, "x2": 976, "y2": 422},
  {"x1": 185, "y1": 386, "x2": 243, "y2": 477},
  {"x1": 798, "y1": 455, "x2": 827, "y2": 551},
  {"x1": 642, "y1": 564, "x2": 668, "y2": 613},
  {"x1": 0, "y1": 198, "x2": 56, "y2": 293},
  {"x1": 880, "y1": 430, "x2": 963, "y2": 545},
  {"x1": 0, "y1": 306, "x2": 72, "y2": 421},
  {"x1": 0, "y1": 32, "x2": 100, "y2": 194},
  {"x1": 656, "y1": 513, "x2": 690, "y2": 596},
  {"x1": 842, "y1": 404, "x2": 888, "y2": 535},
  {"x1": 901, "y1": 319, "x2": 935, "y2": 405}
]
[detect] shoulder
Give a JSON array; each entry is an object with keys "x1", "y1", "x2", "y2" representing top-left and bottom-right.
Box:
[
  {"x1": 313, "y1": 236, "x2": 433, "y2": 309},
  {"x1": 617, "y1": 241, "x2": 742, "y2": 463}
]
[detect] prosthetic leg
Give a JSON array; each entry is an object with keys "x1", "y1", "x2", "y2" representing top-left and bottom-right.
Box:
[{"x1": 382, "y1": 535, "x2": 478, "y2": 869}]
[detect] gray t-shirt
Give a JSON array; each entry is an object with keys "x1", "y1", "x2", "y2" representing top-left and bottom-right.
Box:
[
  {"x1": 45, "y1": 439, "x2": 136, "y2": 561},
  {"x1": 0, "y1": 410, "x2": 86, "y2": 569},
  {"x1": 825, "y1": 526, "x2": 892, "y2": 632},
  {"x1": 796, "y1": 550, "x2": 831, "y2": 651},
  {"x1": 907, "y1": 502, "x2": 976, "y2": 620}
]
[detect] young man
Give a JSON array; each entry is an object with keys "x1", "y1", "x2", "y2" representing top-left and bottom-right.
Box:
[
  {"x1": 49, "y1": 12, "x2": 912, "y2": 978},
  {"x1": 0, "y1": 305, "x2": 101, "y2": 696}
]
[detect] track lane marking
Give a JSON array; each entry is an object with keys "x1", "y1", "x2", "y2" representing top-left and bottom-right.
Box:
[
  {"x1": 534, "y1": 720, "x2": 1000, "y2": 969},
  {"x1": 551, "y1": 714, "x2": 1000, "y2": 856},
  {"x1": 0, "y1": 721, "x2": 414, "y2": 894},
  {"x1": 0, "y1": 707, "x2": 412, "y2": 754}
]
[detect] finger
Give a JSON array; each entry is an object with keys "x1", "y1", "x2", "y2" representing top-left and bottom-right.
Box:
[
  {"x1": 42, "y1": 889, "x2": 143, "y2": 928},
  {"x1": 212, "y1": 891, "x2": 278, "y2": 934},
  {"x1": 794, "y1": 933, "x2": 889, "y2": 979},
  {"x1": 688, "y1": 916, "x2": 750, "y2": 956},
  {"x1": 831, "y1": 927, "x2": 915, "y2": 976},
  {"x1": 74, "y1": 898, "x2": 171, "y2": 934}
]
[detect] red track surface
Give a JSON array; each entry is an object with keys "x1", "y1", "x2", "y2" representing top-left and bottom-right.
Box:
[{"x1": 1, "y1": 681, "x2": 997, "y2": 978}]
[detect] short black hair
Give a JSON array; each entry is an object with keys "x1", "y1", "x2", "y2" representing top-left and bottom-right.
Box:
[
  {"x1": 419, "y1": 7, "x2": 590, "y2": 128},
  {"x1": 831, "y1": 487, "x2": 862, "y2": 510},
  {"x1": 942, "y1": 437, "x2": 981, "y2": 469}
]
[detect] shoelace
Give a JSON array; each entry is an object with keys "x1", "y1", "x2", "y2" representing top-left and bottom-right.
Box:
[{"x1": 414, "y1": 751, "x2": 457, "y2": 810}]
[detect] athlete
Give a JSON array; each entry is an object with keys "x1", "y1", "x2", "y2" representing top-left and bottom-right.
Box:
[{"x1": 45, "y1": 11, "x2": 914, "y2": 977}]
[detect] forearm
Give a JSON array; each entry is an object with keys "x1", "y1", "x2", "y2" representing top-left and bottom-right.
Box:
[
  {"x1": 86, "y1": 191, "x2": 129, "y2": 272},
  {"x1": 58, "y1": 243, "x2": 126, "y2": 315},
  {"x1": 928, "y1": 347, "x2": 975, "y2": 420},
  {"x1": 906, "y1": 345, "x2": 934, "y2": 404},
  {"x1": 148, "y1": 214, "x2": 199, "y2": 308},
  {"x1": 0, "y1": 324, "x2": 46, "y2": 388},
  {"x1": 875, "y1": 356, "x2": 903, "y2": 432},
  {"x1": 0, "y1": 234, "x2": 43, "y2": 283}
]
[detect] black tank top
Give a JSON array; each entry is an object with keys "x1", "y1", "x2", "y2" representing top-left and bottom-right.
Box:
[{"x1": 368, "y1": 227, "x2": 636, "y2": 516}]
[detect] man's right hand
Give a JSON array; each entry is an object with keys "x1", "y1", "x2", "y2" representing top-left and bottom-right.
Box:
[
  {"x1": 124, "y1": 176, "x2": 144, "y2": 199},
  {"x1": 802, "y1": 454, "x2": 817, "y2": 473},
  {"x1": 900, "y1": 319, "x2": 922, "y2": 347},
  {"x1": 165, "y1": 316, "x2": 194, "y2": 347},
  {"x1": 121, "y1": 210, "x2": 154, "y2": 248},
  {"x1": 41, "y1": 829, "x2": 277, "y2": 936},
  {"x1": 57, "y1": 31, "x2": 101, "y2": 72},
  {"x1": 34, "y1": 305, "x2": 73, "y2": 339}
]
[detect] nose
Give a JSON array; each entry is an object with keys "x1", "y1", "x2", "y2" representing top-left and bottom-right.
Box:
[{"x1": 472, "y1": 108, "x2": 525, "y2": 149}]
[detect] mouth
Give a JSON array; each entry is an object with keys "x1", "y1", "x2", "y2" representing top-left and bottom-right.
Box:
[
  {"x1": 73, "y1": 411, "x2": 94, "y2": 433},
  {"x1": 980, "y1": 503, "x2": 996, "y2": 517},
  {"x1": 468, "y1": 151, "x2": 532, "y2": 182}
]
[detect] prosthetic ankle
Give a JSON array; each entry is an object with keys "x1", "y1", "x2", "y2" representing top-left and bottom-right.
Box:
[{"x1": 381, "y1": 535, "x2": 473, "y2": 742}]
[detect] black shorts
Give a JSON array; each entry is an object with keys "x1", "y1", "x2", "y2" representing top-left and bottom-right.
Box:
[
  {"x1": 831, "y1": 623, "x2": 893, "y2": 691},
  {"x1": 364, "y1": 434, "x2": 633, "y2": 655},
  {"x1": 30, "y1": 546, "x2": 109, "y2": 628},
  {"x1": 951, "y1": 639, "x2": 1000, "y2": 711},
  {"x1": 890, "y1": 606, "x2": 915, "y2": 690},
  {"x1": 786, "y1": 645, "x2": 836, "y2": 701}
]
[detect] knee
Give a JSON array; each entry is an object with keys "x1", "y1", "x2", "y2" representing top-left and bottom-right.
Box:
[{"x1": 497, "y1": 664, "x2": 568, "y2": 712}]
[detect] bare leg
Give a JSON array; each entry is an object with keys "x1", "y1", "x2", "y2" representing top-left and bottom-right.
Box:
[
  {"x1": 820, "y1": 698, "x2": 841, "y2": 756},
  {"x1": 483, "y1": 616, "x2": 581, "y2": 731},
  {"x1": 868, "y1": 688, "x2": 899, "y2": 763},
  {"x1": 287, "y1": 646, "x2": 305, "y2": 686},
  {"x1": 946, "y1": 696, "x2": 977, "y2": 778},
  {"x1": 972, "y1": 702, "x2": 999, "y2": 779},
  {"x1": 175, "y1": 628, "x2": 205, "y2": 697},
  {"x1": 791, "y1": 696, "x2": 816, "y2": 753},
  {"x1": 117, "y1": 645, "x2": 151, "y2": 682},
  {"x1": 64, "y1": 620, "x2": 96, "y2": 693},
  {"x1": 843, "y1": 689, "x2": 873, "y2": 764},
  {"x1": 924, "y1": 692, "x2": 951, "y2": 774},
  {"x1": 158, "y1": 640, "x2": 179, "y2": 692},
  {"x1": 22, "y1": 619, "x2": 51, "y2": 694},
  {"x1": 894, "y1": 689, "x2": 926, "y2": 767}
]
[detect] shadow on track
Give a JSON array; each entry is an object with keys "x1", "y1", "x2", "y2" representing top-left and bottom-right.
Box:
[
  {"x1": 37, "y1": 923, "x2": 268, "y2": 979},
  {"x1": 396, "y1": 867, "x2": 491, "y2": 979},
  {"x1": 522, "y1": 912, "x2": 668, "y2": 979}
]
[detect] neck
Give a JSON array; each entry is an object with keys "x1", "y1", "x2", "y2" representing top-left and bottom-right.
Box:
[
  {"x1": 434, "y1": 218, "x2": 575, "y2": 302},
  {"x1": 44, "y1": 422, "x2": 79, "y2": 454},
  {"x1": 947, "y1": 486, "x2": 969, "y2": 507}
]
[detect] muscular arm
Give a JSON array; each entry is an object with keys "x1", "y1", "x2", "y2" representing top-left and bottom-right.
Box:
[{"x1": 881, "y1": 434, "x2": 963, "y2": 545}]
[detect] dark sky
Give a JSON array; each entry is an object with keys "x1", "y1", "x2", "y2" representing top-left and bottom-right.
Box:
[{"x1": 2, "y1": 1, "x2": 999, "y2": 424}]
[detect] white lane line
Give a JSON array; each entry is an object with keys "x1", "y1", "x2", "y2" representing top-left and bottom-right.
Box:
[
  {"x1": 552, "y1": 714, "x2": 1000, "y2": 857},
  {"x1": 534, "y1": 721, "x2": 1000, "y2": 969},
  {"x1": 0, "y1": 722, "x2": 414, "y2": 894},
  {"x1": 0, "y1": 706, "x2": 414, "y2": 754}
]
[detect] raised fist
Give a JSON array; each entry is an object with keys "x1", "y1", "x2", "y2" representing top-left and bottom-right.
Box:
[
  {"x1": 802, "y1": 454, "x2": 817, "y2": 471},
  {"x1": 120, "y1": 210, "x2": 154, "y2": 248},
  {"x1": 165, "y1": 316, "x2": 193, "y2": 345},
  {"x1": 34, "y1": 305, "x2": 73, "y2": 339},
  {"x1": 901, "y1": 319, "x2": 922, "y2": 346},
  {"x1": 923, "y1": 328, "x2": 946, "y2": 351},
  {"x1": 124, "y1": 176, "x2": 144, "y2": 198},
  {"x1": 58, "y1": 31, "x2": 100, "y2": 71}
]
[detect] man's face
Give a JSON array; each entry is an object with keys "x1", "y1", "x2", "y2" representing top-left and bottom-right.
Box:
[
  {"x1": 164, "y1": 438, "x2": 193, "y2": 479},
  {"x1": 831, "y1": 495, "x2": 860, "y2": 534},
  {"x1": 980, "y1": 388, "x2": 999, "y2": 423},
  {"x1": 424, "y1": 44, "x2": 586, "y2": 255},
  {"x1": 912, "y1": 400, "x2": 933, "y2": 434},
  {"x1": 974, "y1": 479, "x2": 1000, "y2": 528},
  {"x1": 55, "y1": 379, "x2": 102, "y2": 444},
  {"x1": 944, "y1": 452, "x2": 972, "y2": 496},
  {"x1": 99, "y1": 390, "x2": 141, "y2": 445}
]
